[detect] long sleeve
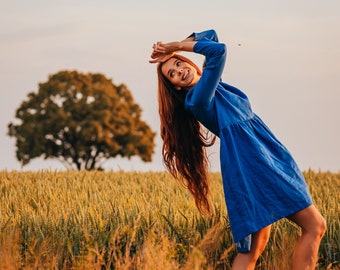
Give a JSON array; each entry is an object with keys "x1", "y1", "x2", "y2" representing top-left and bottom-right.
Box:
[
  {"x1": 185, "y1": 32, "x2": 226, "y2": 110},
  {"x1": 188, "y1": 29, "x2": 219, "y2": 42}
]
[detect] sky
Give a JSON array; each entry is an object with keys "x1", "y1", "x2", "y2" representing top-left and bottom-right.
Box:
[{"x1": 1, "y1": 0, "x2": 339, "y2": 172}]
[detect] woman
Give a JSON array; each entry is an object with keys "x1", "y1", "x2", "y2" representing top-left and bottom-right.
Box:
[{"x1": 149, "y1": 29, "x2": 326, "y2": 269}]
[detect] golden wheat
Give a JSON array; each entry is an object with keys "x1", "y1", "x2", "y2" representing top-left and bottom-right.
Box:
[{"x1": 0, "y1": 169, "x2": 339, "y2": 269}]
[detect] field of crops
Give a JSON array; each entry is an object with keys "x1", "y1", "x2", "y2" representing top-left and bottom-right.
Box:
[{"x1": 0, "y1": 169, "x2": 339, "y2": 269}]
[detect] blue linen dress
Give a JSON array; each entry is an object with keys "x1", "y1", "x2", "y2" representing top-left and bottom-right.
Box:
[{"x1": 184, "y1": 30, "x2": 313, "y2": 245}]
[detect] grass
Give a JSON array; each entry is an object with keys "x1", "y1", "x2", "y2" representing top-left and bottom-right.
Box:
[{"x1": 0, "y1": 169, "x2": 339, "y2": 269}]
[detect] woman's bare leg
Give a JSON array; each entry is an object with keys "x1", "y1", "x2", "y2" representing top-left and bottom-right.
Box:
[
  {"x1": 287, "y1": 205, "x2": 326, "y2": 270},
  {"x1": 232, "y1": 225, "x2": 271, "y2": 270}
]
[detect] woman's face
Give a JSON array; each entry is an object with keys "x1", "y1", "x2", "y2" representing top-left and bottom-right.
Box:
[{"x1": 161, "y1": 57, "x2": 200, "y2": 90}]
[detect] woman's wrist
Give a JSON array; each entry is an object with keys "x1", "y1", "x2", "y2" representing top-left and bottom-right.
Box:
[{"x1": 178, "y1": 40, "x2": 196, "y2": 52}]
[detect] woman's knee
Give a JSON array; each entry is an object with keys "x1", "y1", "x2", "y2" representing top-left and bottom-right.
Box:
[
  {"x1": 288, "y1": 205, "x2": 327, "y2": 238},
  {"x1": 312, "y1": 215, "x2": 327, "y2": 238},
  {"x1": 304, "y1": 209, "x2": 327, "y2": 238}
]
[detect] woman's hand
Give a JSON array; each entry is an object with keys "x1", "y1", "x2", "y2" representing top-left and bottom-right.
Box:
[
  {"x1": 149, "y1": 41, "x2": 180, "y2": 64},
  {"x1": 153, "y1": 41, "x2": 181, "y2": 54},
  {"x1": 149, "y1": 50, "x2": 175, "y2": 64},
  {"x1": 149, "y1": 40, "x2": 196, "y2": 63}
]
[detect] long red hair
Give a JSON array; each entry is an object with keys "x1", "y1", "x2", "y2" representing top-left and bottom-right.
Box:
[{"x1": 157, "y1": 54, "x2": 215, "y2": 214}]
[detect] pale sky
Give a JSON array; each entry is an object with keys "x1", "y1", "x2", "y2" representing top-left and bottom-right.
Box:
[{"x1": 1, "y1": 0, "x2": 339, "y2": 172}]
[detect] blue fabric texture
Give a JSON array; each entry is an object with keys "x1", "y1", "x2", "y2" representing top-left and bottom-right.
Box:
[{"x1": 184, "y1": 30, "x2": 313, "y2": 243}]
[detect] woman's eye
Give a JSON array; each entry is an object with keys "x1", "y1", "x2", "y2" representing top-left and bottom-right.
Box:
[
  {"x1": 176, "y1": 61, "x2": 181, "y2": 66},
  {"x1": 170, "y1": 71, "x2": 175, "y2": 77}
]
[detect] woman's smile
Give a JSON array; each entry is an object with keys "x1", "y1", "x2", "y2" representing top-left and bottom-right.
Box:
[
  {"x1": 182, "y1": 69, "x2": 189, "y2": 80},
  {"x1": 161, "y1": 58, "x2": 200, "y2": 90}
]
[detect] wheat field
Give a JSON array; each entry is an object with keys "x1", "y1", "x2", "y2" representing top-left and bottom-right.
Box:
[{"x1": 0, "y1": 169, "x2": 339, "y2": 269}]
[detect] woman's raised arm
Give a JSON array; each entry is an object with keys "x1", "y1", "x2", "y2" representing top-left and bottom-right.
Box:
[{"x1": 149, "y1": 39, "x2": 196, "y2": 63}]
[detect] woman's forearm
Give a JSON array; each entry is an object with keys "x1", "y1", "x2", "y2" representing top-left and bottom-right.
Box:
[
  {"x1": 154, "y1": 40, "x2": 196, "y2": 54},
  {"x1": 176, "y1": 40, "x2": 197, "y2": 52},
  {"x1": 149, "y1": 33, "x2": 196, "y2": 63}
]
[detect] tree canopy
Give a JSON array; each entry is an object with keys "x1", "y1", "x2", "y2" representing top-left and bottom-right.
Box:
[{"x1": 8, "y1": 70, "x2": 156, "y2": 170}]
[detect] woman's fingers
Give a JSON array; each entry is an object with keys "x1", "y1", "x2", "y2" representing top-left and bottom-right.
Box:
[
  {"x1": 149, "y1": 52, "x2": 173, "y2": 64},
  {"x1": 149, "y1": 41, "x2": 175, "y2": 64},
  {"x1": 149, "y1": 58, "x2": 158, "y2": 63},
  {"x1": 152, "y1": 42, "x2": 167, "y2": 53}
]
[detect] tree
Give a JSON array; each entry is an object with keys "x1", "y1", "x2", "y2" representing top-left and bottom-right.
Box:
[{"x1": 8, "y1": 70, "x2": 156, "y2": 170}]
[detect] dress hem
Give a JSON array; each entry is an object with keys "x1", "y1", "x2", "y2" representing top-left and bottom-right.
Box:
[{"x1": 232, "y1": 201, "x2": 313, "y2": 243}]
